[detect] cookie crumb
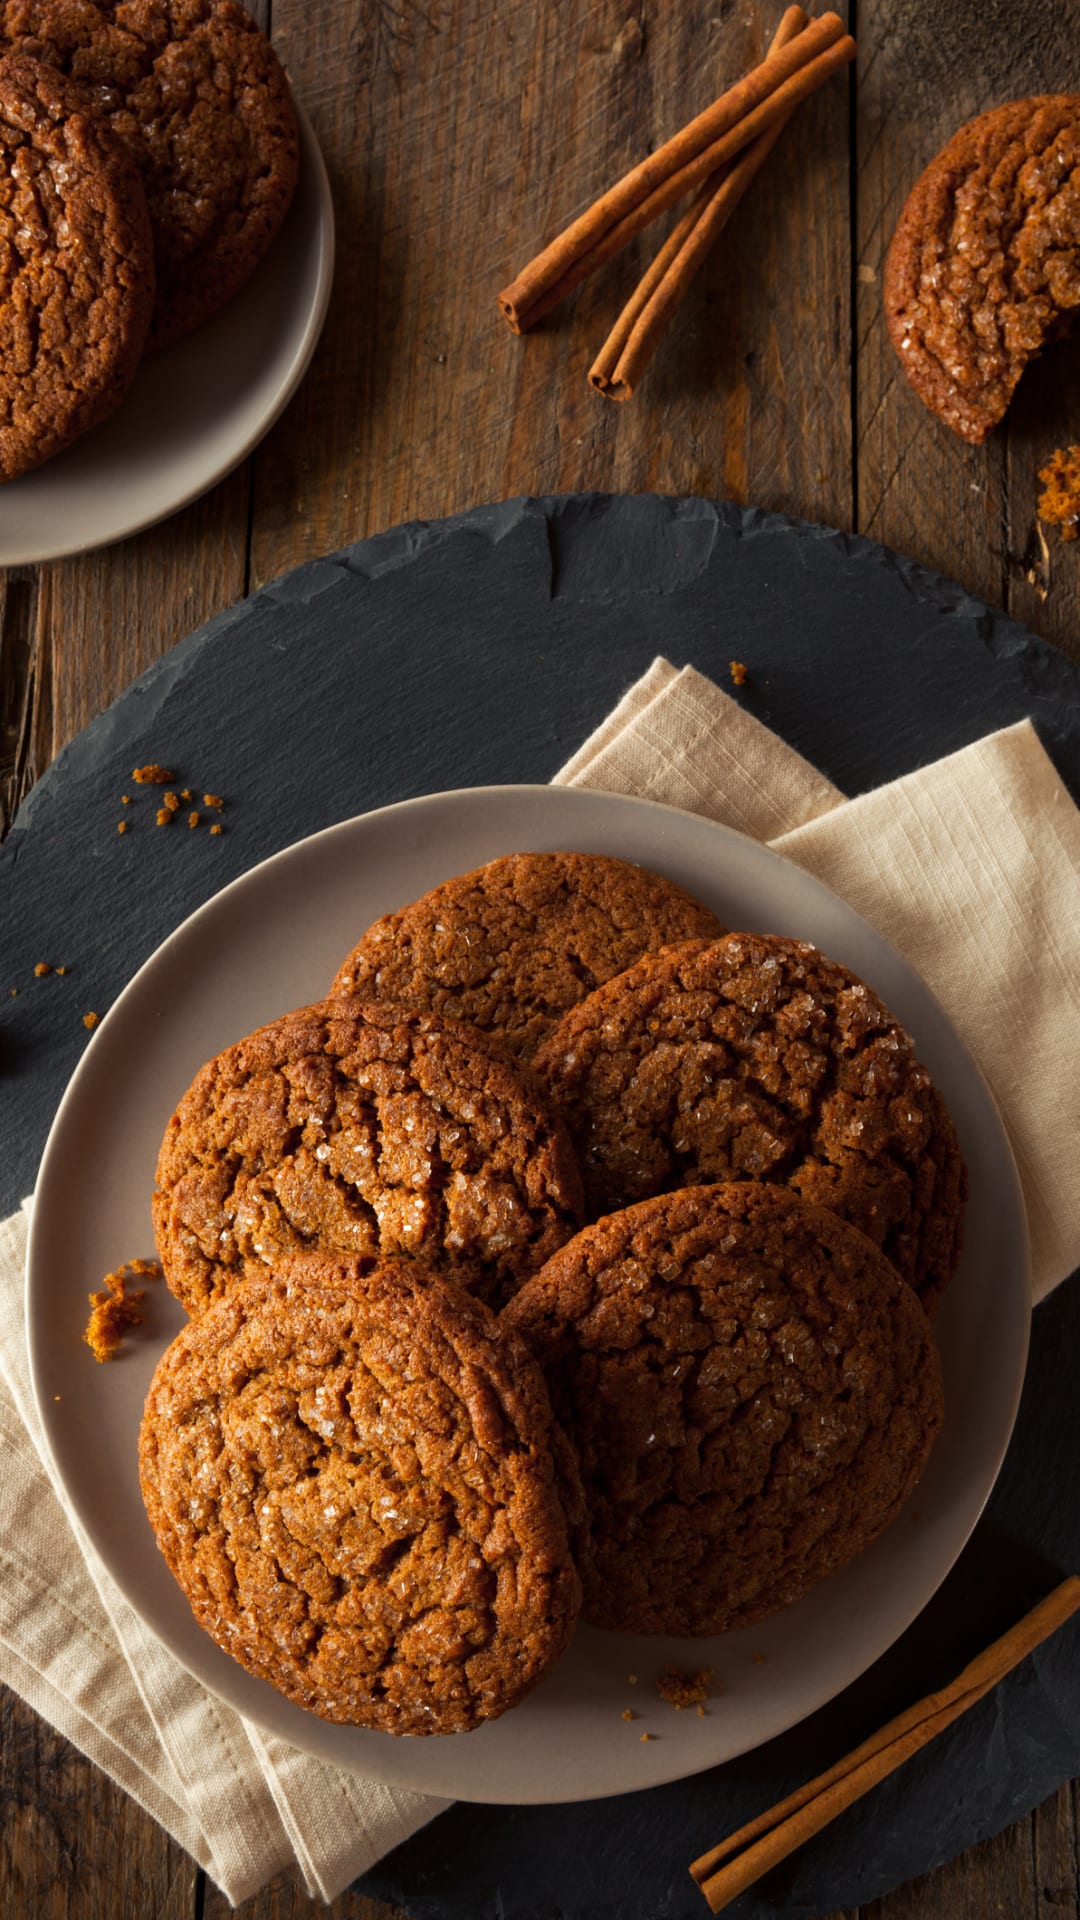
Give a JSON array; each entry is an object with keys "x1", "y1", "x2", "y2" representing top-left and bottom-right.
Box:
[
  {"x1": 627, "y1": 1674, "x2": 638, "y2": 1685},
  {"x1": 34, "y1": 962, "x2": 51, "y2": 977},
  {"x1": 121, "y1": 794, "x2": 131, "y2": 805},
  {"x1": 163, "y1": 791, "x2": 181, "y2": 813},
  {"x1": 132, "y1": 764, "x2": 174, "y2": 784},
  {"x1": 180, "y1": 788, "x2": 192, "y2": 802},
  {"x1": 156, "y1": 808, "x2": 172, "y2": 826},
  {"x1": 696, "y1": 1703, "x2": 707, "y2": 1717},
  {"x1": 83, "y1": 1258, "x2": 161, "y2": 1361},
  {"x1": 621, "y1": 1707, "x2": 635, "y2": 1722},
  {"x1": 117, "y1": 820, "x2": 128, "y2": 834},
  {"x1": 752, "y1": 1650, "x2": 765, "y2": 1666},
  {"x1": 1038, "y1": 446, "x2": 1080, "y2": 541},
  {"x1": 639, "y1": 1732, "x2": 655, "y2": 1743},
  {"x1": 9, "y1": 988, "x2": 17, "y2": 998},
  {"x1": 188, "y1": 811, "x2": 200, "y2": 829},
  {"x1": 203, "y1": 793, "x2": 224, "y2": 809},
  {"x1": 209, "y1": 823, "x2": 223, "y2": 836},
  {"x1": 82, "y1": 1011, "x2": 99, "y2": 1029},
  {"x1": 56, "y1": 966, "x2": 67, "y2": 975},
  {"x1": 656, "y1": 1664, "x2": 713, "y2": 1710},
  {"x1": 729, "y1": 660, "x2": 748, "y2": 687}
]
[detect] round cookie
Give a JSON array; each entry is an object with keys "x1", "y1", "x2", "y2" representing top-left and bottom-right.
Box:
[
  {"x1": 503, "y1": 1185, "x2": 944, "y2": 1636},
  {"x1": 884, "y1": 96, "x2": 1080, "y2": 444},
  {"x1": 0, "y1": 0, "x2": 300, "y2": 349},
  {"x1": 0, "y1": 51, "x2": 154, "y2": 480},
  {"x1": 532, "y1": 932, "x2": 966, "y2": 1312},
  {"x1": 152, "y1": 997, "x2": 584, "y2": 1315},
  {"x1": 330, "y1": 852, "x2": 725, "y2": 1062},
  {"x1": 140, "y1": 1254, "x2": 583, "y2": 1732}
]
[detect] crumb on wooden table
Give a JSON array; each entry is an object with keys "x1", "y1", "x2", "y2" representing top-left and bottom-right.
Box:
[
  {"x1": 1038, "y1": 446, "x2": 1080, "y2": 541},
  {"x1": 82, "y1": 1011, "x2": 99, "y2": 1029},
  {"x1": 132, "y1": 764, "x2": 174, "y2": 784},
  {"x1": 729, "y1": 660, "x2": 748, "y2": 686},
  {"x1": 656, "y1": 1664, "x2": 713, "y2": 1710},
  {"x1": 83, "y1": 1259, "x2": 161, "y2": 1361}
]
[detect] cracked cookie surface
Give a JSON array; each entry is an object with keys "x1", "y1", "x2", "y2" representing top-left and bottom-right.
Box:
[
  {"x1": 139, "y1": 1254, "x2": 583, "y2": 1732},
  {"x1": 0, "y1": 51, "x2": 154, "y2": 479},
  {"x1": 532, "y1": 932, "x2": 965, "y2": 1312},
  {"x1": 503, "y1": 1185, "x2": 943, "y2": 1636},
  {"x1": 0, "y1": 0, "x2": 299, "y2": 349},
  {"x1": 884, "y1": 96, "x2": 1080, "y2": 443},
  {"x1": 330, "y1": 852, "x2": 724, "y2": 1062},
  {"x1": 152, "y1": 997, "x2": 583, "y2": 1315}
]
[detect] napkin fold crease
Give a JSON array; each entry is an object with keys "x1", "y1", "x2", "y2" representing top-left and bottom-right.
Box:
[{"x1": 1, "y1": 657, "x2": 1077, "y2": 1906}]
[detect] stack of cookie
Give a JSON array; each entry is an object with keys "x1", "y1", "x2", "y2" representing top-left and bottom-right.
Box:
[
  {"x1": 139, "y1": 851, "x2": 962, "y2": 1733},
  {"x1": 0, "y1": 1, "x2": 299, "y2": 482}
]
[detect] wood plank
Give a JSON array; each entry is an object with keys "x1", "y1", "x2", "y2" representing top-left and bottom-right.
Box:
[
  {"x1": 252, "y1": 0, "x2": 852, "y2": 584},
  {"x1": 0, "y1": 1685, "x2": 195, "y2": 1920},
  {"x1": 856, "y1": 0, "x2": 1080, "y2": 663}
]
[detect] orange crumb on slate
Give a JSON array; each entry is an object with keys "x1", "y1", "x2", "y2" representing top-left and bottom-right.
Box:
[
  {"x1": 1038, "y1": 446, "x2": 1080, "y2": 540},
  {"x1": 209, "y1": 823, "x2": 223, "y2": 836},
  {"x1": 729, "y1": 660, "x2": 748, "y2": 686},
  {"x1": 55, "y1": 966, "x2": 67, "y2": 975},
  {"x1": 188, "y1": 811, "x2": 200, "y2": 829},
  {"x1": 34, "y1": 962, "x2": 51, "y2": 977},
  {"x1": 180, "y1": 788, "x2": 192, "y2": 802},
  {"x1": 203, "y1": 793, "x2": 224, "y2": 809},
  {"x1": 9, "y1": 988, "x2": 17, "y2": 998},
  {"x1": 163, "y1": 792, "x2": 181, "y2": 813},
  {"x1": 156, "y1": 809, "x2": 172, "y2": 827},
  {"x1": 82, "y1": 1011, "x2": 99, "y2": 1029},
  {"x1": 117, "y1": 821, "x2": 128, "y2": 835},
  {"x1": 83, "y1": 1258, "x2": 161, "y2": 1361},
  {"x1": 121, "y1": 794, "x2": 131, "y2": 805},
  {"x1": 656, "y1": 1664, "x2": 713, "y2": 1710},
  {"x1": 132, "y1": 764, "x2": 174, "y2": 784}
]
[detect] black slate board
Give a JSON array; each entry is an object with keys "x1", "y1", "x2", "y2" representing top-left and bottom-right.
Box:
[{"x1": 2, "y1": 495, "x2": 1079, "y2": 1920}]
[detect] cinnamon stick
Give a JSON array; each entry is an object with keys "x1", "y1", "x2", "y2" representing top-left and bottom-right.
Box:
[
  {"x1": 689, "y1": 1576, "x2": 1080, "y2": 1916},
  {"x1": 590, "y1": 6, "x2": 808, "y2": 400},
  {"x1": 498, "y1": 13, "x2": 852, "y2": 334}
]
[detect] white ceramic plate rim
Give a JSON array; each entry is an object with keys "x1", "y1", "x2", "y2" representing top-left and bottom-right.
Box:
[
  {"x1": 0, "y1": 100, "x2": 334, "y2": 566},
  {"x1": 26, "y1": 785, "x2": 1031, "y2": 1804}
]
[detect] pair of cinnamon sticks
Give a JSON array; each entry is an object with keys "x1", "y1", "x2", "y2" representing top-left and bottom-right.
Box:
[
  {"x1": 497, "y1": 8, "x2": 856, "y2": 400},
  {"x1": 689, "y1": 1575, "x2": 1080, "y2": 1914}
]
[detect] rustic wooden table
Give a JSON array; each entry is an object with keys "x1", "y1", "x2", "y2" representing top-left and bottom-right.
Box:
[{"x1": 2, "y1": 2, "x2": 1078, "y2": 1916}]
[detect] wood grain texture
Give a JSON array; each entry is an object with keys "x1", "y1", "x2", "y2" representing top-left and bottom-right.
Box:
[
  {"x1": 1, "y1": 0, "x2": 1078, "y2": 1913},
  {"x1": 855, "y1": 0, "x2": 1080, "y2": 663}
]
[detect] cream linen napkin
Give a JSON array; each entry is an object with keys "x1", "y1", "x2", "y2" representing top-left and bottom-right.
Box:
[{"x1": 2, "y1": 656, "x2": 1078, "y2": 1907}]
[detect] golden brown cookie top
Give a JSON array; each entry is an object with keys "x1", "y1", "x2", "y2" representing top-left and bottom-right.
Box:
[
  {"x1": 0, "y1": 50, "x2": 154, "y2": 479},
  {"x1": 152, "y1": 997, "x2": 584, "y2": 1315},
  {"x1": 532, "y1": 931, "x2": 966, "y2": 1312},
  {"x1": 884, "y1": 95, "x2": 1080, "y2": 443},
  {"x1": 330, "y1": 852, "x2": 725, "y2": 1063},
  {"x1": 140, "y1": 1254, "x2": 583, "y2": 1732},
  {"x1": 503, "y1": 1184, "x2": 943, "y2": 1637},
  {"x1": 0, "y1": 0, "x2": 299, "y2": 348}
]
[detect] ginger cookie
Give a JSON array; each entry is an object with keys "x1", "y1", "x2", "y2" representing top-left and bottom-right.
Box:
[
  {"x1": 140, "y1": 1254, "x2": 583, "y2": 1732},
  {"x1": 884, "y1": 96, "x2": 1080, "y2": 443},
  {"x1": 152, "y1": 998, "x2": 583, "y2": 1315},
  {"x1": 503, "y1": 1185, "x2": 944, "y2": 1637},
  {"x1": 532, "y1": 933, "x2": 965, "y2": 1312},
  {"x1": 0, "y1": 51, "x2": 154, "y2": 480},
  {"x1": 0, "y1": 0, "x2": 299, "y2": 349},
  {"x1": 330, "y1": 852, "x2": 724, "y2": 1063}
]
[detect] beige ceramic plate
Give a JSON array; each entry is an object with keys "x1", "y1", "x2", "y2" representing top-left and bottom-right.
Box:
[
  {"x1": 0, "y1": 102, "x2": 333, "y2": 566},
  {"x1": 27, "y1": 786, "x2": 1030, "y2": 1803}
]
